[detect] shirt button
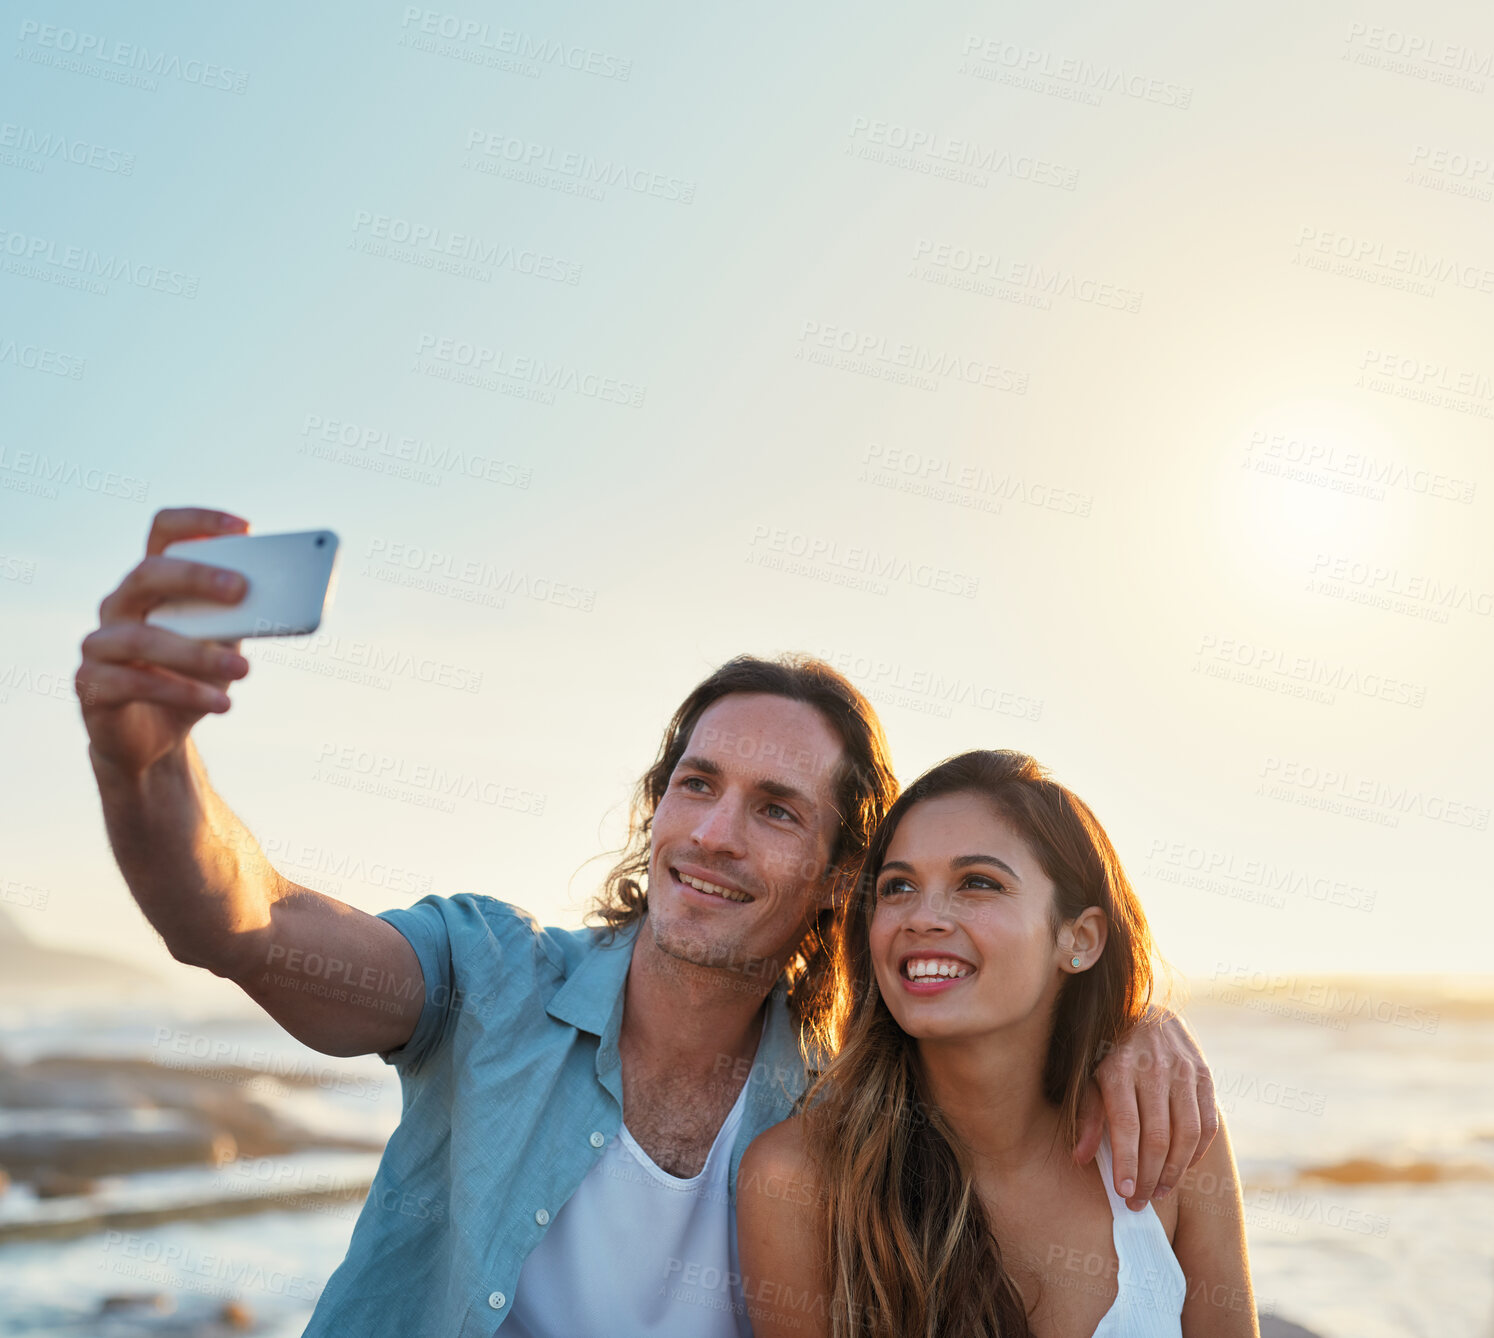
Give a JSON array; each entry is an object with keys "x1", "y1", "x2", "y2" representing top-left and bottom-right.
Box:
[
  {"x1": 488, "y1": 1292, "x2": 506, "y2": 1310},
  {"x1": 589, "y1": 1131, "x2": 605, "y2": 1148},
  {"x1": 535, "y1": 1208, "x2": 550, "y2": 1226}
]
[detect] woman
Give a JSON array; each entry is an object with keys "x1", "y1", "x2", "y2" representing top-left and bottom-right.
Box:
[{"x1": 737, "y1": 750, "x2": 1257, "y2": 1337}]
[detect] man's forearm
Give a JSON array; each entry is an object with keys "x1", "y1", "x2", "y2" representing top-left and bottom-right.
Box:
[{"x1": 90, "y1": 735, "x2": 276, "y2": 977}]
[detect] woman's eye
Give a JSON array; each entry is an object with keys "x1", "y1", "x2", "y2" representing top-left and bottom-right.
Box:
[
  {"x1": 878, "y1": 879, "x2": 913, "y2": 898},
  {"x1": 963, "y1": 875, "x2": 1003, "y2": 891}
]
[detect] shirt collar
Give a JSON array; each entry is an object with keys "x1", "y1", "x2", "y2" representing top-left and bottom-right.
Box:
[
  {"x1": 751, "y1": 977, "x2": 811, "y2": 1103},
  {"x1": 545, "y1": 917, "x2": 812, "y2": 1101},
  {"x1": 545, "y1": 917, "x2": 640, "y2": 1041}
]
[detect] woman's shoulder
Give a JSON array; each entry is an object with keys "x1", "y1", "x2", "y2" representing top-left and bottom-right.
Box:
[
  {"x1": 738, "y1": 1115, "x2": 821, "y2": 1206},
  {"x1": 741, "y1": 1114, "x2": 811, "y2": 1173},
  {"x1": 1174, "y1": 1110, "x2": 1243, "y2": 1212}
]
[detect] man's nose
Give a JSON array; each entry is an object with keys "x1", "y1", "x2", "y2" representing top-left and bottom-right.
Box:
[{"x1": 692, "y1": 798, "x2": 747, "y2": 855}]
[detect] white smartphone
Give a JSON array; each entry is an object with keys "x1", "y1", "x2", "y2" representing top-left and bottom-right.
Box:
[{"x1": 145, "y1": 529, "x2": 341, "y2": 641}]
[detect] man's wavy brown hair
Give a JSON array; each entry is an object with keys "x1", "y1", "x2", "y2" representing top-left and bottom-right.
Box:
[{"x1": 586, "y1": 653, "x2": 898, "y2": 1031}]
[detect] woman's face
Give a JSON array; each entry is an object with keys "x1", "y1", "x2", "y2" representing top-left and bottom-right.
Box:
[{"x1": 868, "y1": 791, "x2": 1076, "y2": 1041}]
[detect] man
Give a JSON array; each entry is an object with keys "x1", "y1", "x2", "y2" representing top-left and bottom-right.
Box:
[{"x1": 77, "y1": 507, "x2": 1218, "y2": 1336}]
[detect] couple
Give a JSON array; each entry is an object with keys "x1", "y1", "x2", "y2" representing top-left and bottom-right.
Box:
[{"x1": 78, "y1": 508, "x2": 1248, "y2": 1337}]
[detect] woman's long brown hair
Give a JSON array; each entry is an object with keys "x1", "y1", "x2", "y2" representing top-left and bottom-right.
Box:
[{"x1": 800, "y1": 749, "x2": 1157, "y2": 1337}]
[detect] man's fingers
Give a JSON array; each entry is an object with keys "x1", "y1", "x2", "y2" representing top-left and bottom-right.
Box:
[
  {"x1": 98, "y1": 554, "x2": 248, "y2": 624},
  {"x1": 1072, "y1": 1079, "x2": 1103, "y2": 1166},
  {"x1": 1190, "y1": 1065, "x2": 1219, "y2": 1167},
  {"x1": 1096, "y1": 1066, "x2": 1141, "y2": 1205},
  {"x1": 1155, "y1": 1072, "x2": 1203, "y2": 1199},
  {"x1": 82, "y1": 622, "x2": 249, "y2": 686},
  {"x1": 145, "y1": 507, "x2": 249, "y2": 557},
  {"x1": 79, "y1": 662, "x2": 232, "y2": 714},
  {"x1": 1091, "y1": 1010, "x2": 1216, "y2": 1209},
  {"x1": 1128, "y1": 1065, "x2": 1174, "y2": 1210},
  {"x1": 1157, "y1": 1010, "x2": 1218, "y2": 1170}
]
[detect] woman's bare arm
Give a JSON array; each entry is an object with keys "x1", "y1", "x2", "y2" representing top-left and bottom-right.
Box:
[{"x1": 1173, "y1": 1114, "x2": 1260, "y2": 1337}]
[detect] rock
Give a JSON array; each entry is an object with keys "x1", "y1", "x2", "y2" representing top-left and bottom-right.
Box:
[
  {"x1": 0, "y1": 1053, "x2": 379, "y2": 1184},
  {"x1": 30, "y1": 1168, "x2": 99, "y2": 1198},
  {"x1": 219, "y1": 1300, "x2": 255, "y2": 1330},
  {"x1": 100, "y1": 1291, "x2": 176, "y2": 1313},
  {"x1": 0, "y1": 1115, "x2": 233, "y2": 1179},
  {"x1": 0, "y1": 1049, "x2": 382, "y2": 1247},
  {"x1": 1301, "y1": 1156, "x2": 1494, "y2": 1185}
]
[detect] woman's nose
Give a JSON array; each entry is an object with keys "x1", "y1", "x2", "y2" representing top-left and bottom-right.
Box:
[{"x1": 905, "y1": 887, "x2": 957, "y2": 931}]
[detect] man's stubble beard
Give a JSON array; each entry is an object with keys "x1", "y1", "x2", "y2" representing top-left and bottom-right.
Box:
[{"x1": 647, "y1": 902, "x2": 752, "y2": 973}]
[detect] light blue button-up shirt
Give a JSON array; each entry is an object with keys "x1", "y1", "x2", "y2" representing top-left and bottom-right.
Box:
[{"x1": 302, "y1": 893, "x2": 811, "y2": 1337}]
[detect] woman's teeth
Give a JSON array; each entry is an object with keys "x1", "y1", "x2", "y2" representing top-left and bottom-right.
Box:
[
  {"x1": 903, "y1": 959, "x2": 972, "y2": 980},
  {"x1": 678, "y1": 871, "x2": 752, "y2": 903}
]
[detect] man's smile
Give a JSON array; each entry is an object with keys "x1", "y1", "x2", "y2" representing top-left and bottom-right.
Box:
[{"x1": 671, "y1": 864, "x2": 755, "y2": 904}]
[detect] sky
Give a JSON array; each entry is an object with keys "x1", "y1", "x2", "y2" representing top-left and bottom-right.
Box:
[{"x1": 2, "y1": 0, "x2": 1492, "y2": 995}]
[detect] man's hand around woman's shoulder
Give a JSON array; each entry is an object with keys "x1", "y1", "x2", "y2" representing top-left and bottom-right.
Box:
[{"x1": 1076, "y1": 1008, "x2": 1217, "y2": 1212}]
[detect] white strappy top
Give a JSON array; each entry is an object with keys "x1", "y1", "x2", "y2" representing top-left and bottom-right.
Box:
[{"x1": 1088, "y1": 1131, "x2": 1187, "y2": 1336}]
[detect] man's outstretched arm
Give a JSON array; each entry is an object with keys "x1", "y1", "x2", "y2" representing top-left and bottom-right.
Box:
[
  {"x1": 1076, "y1": 1008, "x2": 1217, "y2": 1212},
  {"x1": 79, "y1": 506, "x2": 425, "y2": 1058}
]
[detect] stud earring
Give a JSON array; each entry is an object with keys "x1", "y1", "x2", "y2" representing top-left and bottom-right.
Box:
[{"x1": 1070, "y1": 956, "x2": 1082, "y2": 968}]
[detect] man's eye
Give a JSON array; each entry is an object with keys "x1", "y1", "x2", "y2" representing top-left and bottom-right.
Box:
[
  {"x1": 765, "y1": 803, "x2": 794, "y2": 822},
  {"x1": 680, "y1": 776, "x2": 709, "y2": 792}
]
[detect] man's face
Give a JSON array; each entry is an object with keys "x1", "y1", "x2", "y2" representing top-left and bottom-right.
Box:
[{"x1": 645, "y1": 692, "x2": 845, "y2": 981}]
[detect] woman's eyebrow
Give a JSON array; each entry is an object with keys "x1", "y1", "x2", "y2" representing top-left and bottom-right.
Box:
[
  {"x1": 950, "y1": 853, "x2": 1021, "y2": 882},
  {"x1": 879, "y1": 854, "x2": 1022, "y2": 881}
]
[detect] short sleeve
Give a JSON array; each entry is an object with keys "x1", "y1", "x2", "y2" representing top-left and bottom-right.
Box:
[
  {"x1": 375, "y1": 897, "x2": 453, "y2": 1071},
  {"x1": 373, "y1": 893, "x2": 560, "y2": 1072}
]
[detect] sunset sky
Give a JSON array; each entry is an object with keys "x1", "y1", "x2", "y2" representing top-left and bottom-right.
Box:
[{"x1": 4, "y1": 1, "x2": 1492, "y2": 994}]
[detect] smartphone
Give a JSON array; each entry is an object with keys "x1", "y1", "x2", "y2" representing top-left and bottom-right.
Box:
[{"x1": 145, "y1": 529, "x2": 341, "y2": 641}]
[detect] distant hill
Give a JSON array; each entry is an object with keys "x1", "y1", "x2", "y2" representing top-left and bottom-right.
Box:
[{"x1": 0, "y1": 904, "x2": 162, "y2": 997}]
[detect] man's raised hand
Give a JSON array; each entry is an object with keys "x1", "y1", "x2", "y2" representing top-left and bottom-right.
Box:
[{"x1": 77, "y1": 507, "x2": 253, "y2": 777}]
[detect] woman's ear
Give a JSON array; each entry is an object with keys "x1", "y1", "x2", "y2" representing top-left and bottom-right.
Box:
[{"x1": 1060, "y1": 907, "x2": 1108, "y2": 969}]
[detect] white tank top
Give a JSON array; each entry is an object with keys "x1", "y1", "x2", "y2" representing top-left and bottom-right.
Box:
[
  {"x1": 503, "y1": 1076, "x2": 753, "y2": 1337},
  {"x1": 1089, "y1": 1130, "x2": 1187, "y2": 1336}
]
